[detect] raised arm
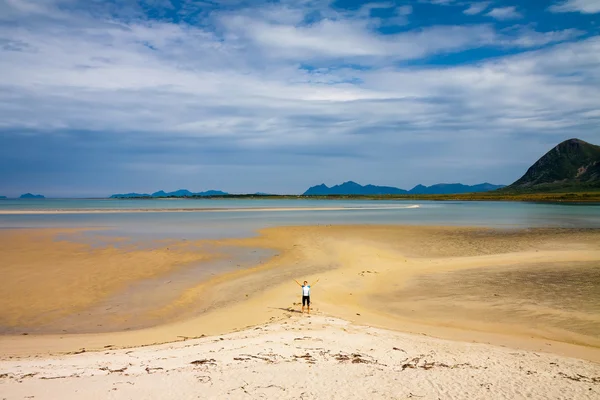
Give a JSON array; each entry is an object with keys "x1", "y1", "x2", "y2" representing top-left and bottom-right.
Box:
[
  {"x1": 294, "y1": 279, "x2": 303, "y2": 287},
  {"x1": 311, "y1": 279, "x2": 320, "y2": 286}
]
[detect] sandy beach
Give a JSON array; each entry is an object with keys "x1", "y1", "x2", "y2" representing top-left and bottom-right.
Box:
[
  {"x1": 1, "y1": 225, "x2": 599, "y2": 398},
  {"x1": 2, "y1": 315, "x2": 599, "y2": 400}
]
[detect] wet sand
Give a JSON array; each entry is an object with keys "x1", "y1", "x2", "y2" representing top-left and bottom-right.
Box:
[{"x1": 1, "y1": 225, "x2": 599, "y2": 362}]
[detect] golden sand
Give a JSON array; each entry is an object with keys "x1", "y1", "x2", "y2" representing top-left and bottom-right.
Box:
[
  {"x1": 1, "y1": 225, "x2": 599, "y2": 361},
  {"x1": 0, "y1": 229, "x2": 215, "y2": 328}
]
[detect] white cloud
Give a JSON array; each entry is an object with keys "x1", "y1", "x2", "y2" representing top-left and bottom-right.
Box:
[
  {"x1": 486, "y1": 6, "x2": 523, "y2": 20},
  {"x1": 221, "y1": 17, "x2": 497, "y2": 60},
  {"x1": 549, "y1": 0, "x2": 600, "y2": 13},
  {"x1": 396, "y1": 5, "x2": 413, "y2": 15},
  {"x1": 463, "y1": 2, "x2": 490, "y2": 15},
  {"x1": 420, "y1": 0, "x2": 455, "y2": 4},
  {"x1": 498, "y1": 27, "x2": 585, "y2": 47}
]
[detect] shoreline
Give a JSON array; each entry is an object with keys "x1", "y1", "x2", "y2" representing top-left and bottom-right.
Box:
[{"x1": 1, "y1": 225, "x2": 599, "y2": 363}]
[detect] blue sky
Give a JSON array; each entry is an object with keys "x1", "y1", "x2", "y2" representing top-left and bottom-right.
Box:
[{"x1": 0, "y1": 0, "x2": 599, "y2": 197}]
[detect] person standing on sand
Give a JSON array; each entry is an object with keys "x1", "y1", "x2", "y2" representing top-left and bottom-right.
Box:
[{"x1": 294, "y1": 279, "x2": 319, "y2": 314}]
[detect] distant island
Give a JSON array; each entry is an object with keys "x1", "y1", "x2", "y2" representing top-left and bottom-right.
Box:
[
  {"x1": 110, "y1": 189, "x2": 228, "y2": 198},
  {"x1": 19, "y1": 193, "x2": 45, "y2": 199},
  {"x1": 0, "y1": 196, "x2": 6, "y2": 199},
  {"x1": 303, "y1": 182, "x2": 504, "y2": 196}
]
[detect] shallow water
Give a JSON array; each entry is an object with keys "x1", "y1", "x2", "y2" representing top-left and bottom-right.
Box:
[{"x1": 1, "y1": 200, "x2": 599, "y2": 241}]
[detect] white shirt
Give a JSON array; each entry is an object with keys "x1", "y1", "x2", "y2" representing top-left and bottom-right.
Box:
[{"x1": 302, "y1": 285, "x2": 310, "y2": 296}]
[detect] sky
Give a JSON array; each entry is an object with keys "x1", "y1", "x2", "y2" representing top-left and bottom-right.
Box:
[{"x1": 0, "y1": 0, "x2": 599, "y2": 197}]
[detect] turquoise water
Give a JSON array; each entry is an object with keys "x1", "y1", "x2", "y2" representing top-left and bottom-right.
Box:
[{"x1": 1, "y1": 199, "x2": 599, "y2": 239}]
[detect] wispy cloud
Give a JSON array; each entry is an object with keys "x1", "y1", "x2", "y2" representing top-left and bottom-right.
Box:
[
  {"x1": 486, "y1": 6, "x2": 523, "y2": 20},
  {"x1": 549, "y1": 0, "x2": 600, "y2": 13},
  {"x1": 464, "y1": 2, "x2": 490, "y2": 15}
]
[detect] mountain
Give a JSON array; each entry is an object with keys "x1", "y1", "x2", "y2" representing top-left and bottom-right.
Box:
[
  {"x1": 304, "y1": 181, "x2": 408, "y2": 195},
  {"x1": 110, "y1": 189, "x2": 228, "y2": 198},
  {"x1": 0, "y1": 196, "x2": 6, "y2": 199},
  {"x1": 506, "y1": 138, "x2": 600, "y2": 192},
  {"x1": 303, "y1": 181, "x2": 504, "y2": 195},
  {"x1": 110, "y1": 193, "x2": 151, "y2": 198},
  {"x1": 19, "y1": 193, "x2": 45, "y2": 199},
  {"x1": 409, "y1": 183, "x2": 504, "y2": 195}
]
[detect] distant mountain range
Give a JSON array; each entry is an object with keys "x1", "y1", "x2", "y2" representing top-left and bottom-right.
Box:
[
  {"x1": 505, "y1": 138, "x2": 600, "y2": 192},
  {"x1": 303, "y1": 181, "x2": 504, "y2": 196},
  {"x1": 110, "y1": 189, "x2": 228, "y2": 198},
  {"x1": 19, "y1": 193, "x2": 45, "y2": 199},
  {"x1": 0, "y1": 196, "x2": 6, "y2": 199}
]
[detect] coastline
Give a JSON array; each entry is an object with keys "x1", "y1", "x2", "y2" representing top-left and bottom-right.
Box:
[{"x1": 1, "y1": 225, "x2": 599, "y2": 362}]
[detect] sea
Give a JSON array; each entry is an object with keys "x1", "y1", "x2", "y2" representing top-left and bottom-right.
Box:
[{"x1": 1, "y1": 198, "x2": 599, "y2": 240}]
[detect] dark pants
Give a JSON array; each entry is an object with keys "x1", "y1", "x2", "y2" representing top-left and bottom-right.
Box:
[{"x1": 302, "y1": 295, "x2": 310, "y2": 307}]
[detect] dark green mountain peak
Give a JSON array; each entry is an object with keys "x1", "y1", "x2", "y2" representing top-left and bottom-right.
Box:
[{"x1": 508, "y1": 138, "x2": 600, "y2": 191}]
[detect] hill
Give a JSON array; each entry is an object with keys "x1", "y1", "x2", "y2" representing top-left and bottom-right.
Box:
[
  {"x1": 19, "y1": 193, "x2": 45, "y2": 199},
  {"x1": 506, "y1": 138, "x2": 600, "y2": 192},
  {"x1": 408, "y1": 183, "x2": 504, "y2": 195},
  {"x1": 110, "y1": 189, "x2": 228, "y2": 198},
  {"x1": 303, "y1": 181, "x2": 504, "y2": 196},
  {"x1": 304, "y1": 181, "x2": 408, "y2": 196},
  {"x1": 0, "y1": 196, "x2": 6, "y2": 199},
  {"x1": 109, "y1": 193, "x2": 151, "y2": 198}
]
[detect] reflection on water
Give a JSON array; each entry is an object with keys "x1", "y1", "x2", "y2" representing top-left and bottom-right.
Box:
[{"x1": 387, "y1": 262, "x2": 600, "y2": 344}]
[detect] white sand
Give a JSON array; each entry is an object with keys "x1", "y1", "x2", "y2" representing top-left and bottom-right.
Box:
[{"x1": 2, "y1": 315, "x2": 599, "y2": 400}]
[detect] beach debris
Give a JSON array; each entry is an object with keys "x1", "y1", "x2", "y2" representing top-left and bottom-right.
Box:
[
  {"x1": 293, "y1": 353, "x2": 316, "y2": 363},
  {"x1": 238, "y1": 353, "x2": 280, "y2": 363},
  {"x1": 39, "y1": 374, "x2": 80, "y2": 380},
  {"x1": 558, "y1": 372, "x2": 600, "y2": 384},
  {"x1": 358, "y1": 270, "x2": 379, "y2": 276},
  {"x1": 399, "y1": 355, "x2": 482, "y2": 371},
  {"x1": 197, "y1": 375, "x2": 212, "y2": 384},
  {"x1": 177, "y1": 334, "x2": 205, "y2": 341},
  {"x1": 227, "y1": 381, "x2": 251, "y2": 396},
  {"x1": 294, "y1": 336, "x2": 312, "y2": 341},
  {"x1": 392, "y1": 347, "x2": 406, "y2": 353},
  {"x1": 333, "y1": 352, "x2": 378, "y2": 365},
  {"x1": 144, "y1": 367, "x2": 163, "y2": 374},
  {"x1": 99, "y1": 366, "x2": 128, "y2": 373},
  {"x1": 190, "y1": 359, "x2": 217, "y2": 366},
  {"x1": 1, "y1": 373, "x2": 39, "y2": 383}
]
